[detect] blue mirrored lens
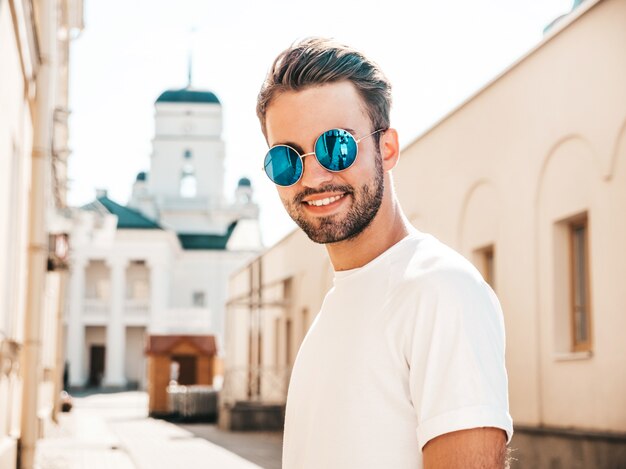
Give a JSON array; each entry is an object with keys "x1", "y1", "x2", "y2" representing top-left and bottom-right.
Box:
[
  {"x1": 264, "y1": 146, "x2": 302, "y2": 186},
  {"x1": 314, "y1": 129, "x2": 358, "y2": 171}
]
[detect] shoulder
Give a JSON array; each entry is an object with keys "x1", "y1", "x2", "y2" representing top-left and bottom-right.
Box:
[
  {"x1": 391, "y1": 232, "x2": 490, "y2": 303},
  {"x1": 385, "y1": 232, "x2": 504, "y2": 348}
]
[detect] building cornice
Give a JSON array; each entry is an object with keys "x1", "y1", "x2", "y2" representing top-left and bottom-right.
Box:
[
  {"x1": 402, "y1": 0, "x2": 604, "y2": 152},
  {"x1": 8, "y1": 0, "x2": 41, "y2": 102}
]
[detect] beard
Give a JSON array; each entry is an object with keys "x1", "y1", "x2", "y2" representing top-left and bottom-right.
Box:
[{"x1": 281, "y1": 153, "x2": 384, "y2": 244}]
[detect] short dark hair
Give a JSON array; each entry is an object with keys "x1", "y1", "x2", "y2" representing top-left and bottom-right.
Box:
[{"x1": 257, "y1": 37, "x2": 392, "y2": 138}]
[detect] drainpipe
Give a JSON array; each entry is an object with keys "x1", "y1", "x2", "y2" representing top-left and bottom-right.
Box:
[
  {"x1": 52, "y1": 271, "x2": 67, "y2": 421},
  {"x1": 20, "y1": 0, "x2": 58, "y2": 467}
]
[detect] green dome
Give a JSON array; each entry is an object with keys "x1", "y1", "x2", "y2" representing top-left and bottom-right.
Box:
[{"x1": 156, "y1": 88, "x2": 221, "y2": 105}]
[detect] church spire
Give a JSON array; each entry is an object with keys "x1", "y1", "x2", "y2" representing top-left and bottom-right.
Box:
[
  {"x1": 187, "y1": 27, "x2": 196, "y2": 88},
  {"x1": 187, "y1": 50, "x2": 193, "y2": 88}
]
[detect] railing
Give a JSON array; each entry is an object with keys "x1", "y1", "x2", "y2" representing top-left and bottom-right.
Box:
[
  {"x1": 125, "y1": 298, "x2": 149, "y2": 315},
  {"x1": 83, "y1": 298, "x2": 109, "y2": 315},
  {"x1": 83, "y1": 298, "x2": 151, "y2": 316},
  {"x1": 221, "y1": 366, "x2": 291, "y2": 406},
  {"x1": 167, "y1": 384, "x2": 218, "y2": 419},
  {"x1": 151, "y1": 307, "x2": 211, "y2": 334},
  {"x1": 160, "y1": 196, "x2": 212, "y2": 211}
]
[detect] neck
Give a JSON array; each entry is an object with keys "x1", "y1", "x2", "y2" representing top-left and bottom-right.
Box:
[{"x1": 326, "y1": 195, "x2": 410, "y2": 271}]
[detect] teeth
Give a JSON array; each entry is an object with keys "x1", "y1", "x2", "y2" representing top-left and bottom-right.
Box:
[{"x1": 306, "y1": 194, "x2": 344, "y2": 207}]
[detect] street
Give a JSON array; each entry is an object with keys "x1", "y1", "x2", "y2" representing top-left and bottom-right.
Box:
[{"x1": 35, "y1": 392, "x2": 283, "y2": 469}]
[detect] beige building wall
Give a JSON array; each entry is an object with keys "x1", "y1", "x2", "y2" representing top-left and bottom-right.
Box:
[
  {"x1": 0, "y1": 0, "x2": 83, "y2": 467},
  {"x1": 0, "y1": 0, "x2": 35, "y2": 466},
  {"x1": 394, "y1": 0, "x2": 625, "y2": 433},
  {"x1": 224, "y1": 0, "x2": 625, "y2": 444},
  {"x1": 225, "y1": 230, "x2": 331, "y2": 404}
]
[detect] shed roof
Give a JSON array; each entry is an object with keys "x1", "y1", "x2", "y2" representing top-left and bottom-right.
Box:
[{"x1": 145, "y1": 335, "x2": 217, "y2": 356}]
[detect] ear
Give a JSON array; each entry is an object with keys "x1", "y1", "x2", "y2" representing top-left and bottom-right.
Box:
[{"x1": 379, "y1": 128, "x2": 400, "y2": 172}]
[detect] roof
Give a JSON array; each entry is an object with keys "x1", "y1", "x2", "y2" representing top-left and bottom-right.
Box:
[
  {"x1": 402, "y1": 0, "x2": 603, "y2": 153},
  {"x1": 156, "y1": 87, "x2": 221, "y2": 105},
  {"x1": 237, "y1": 177, "x2": 252, "y2": 187},
  {"x1": 82, "y1": 196, "x2": 161, "y2": 230},
  {"x1": 145, "y1": 335, "x2": 217, "y2": 356},
  {"x1": 177, "y1": 222, "x2": 237, "y2": 250}
]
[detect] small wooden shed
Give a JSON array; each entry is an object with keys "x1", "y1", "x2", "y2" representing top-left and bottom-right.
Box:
[{"x1": 145, "y1": 335, "x2": 217, "y2": 416}]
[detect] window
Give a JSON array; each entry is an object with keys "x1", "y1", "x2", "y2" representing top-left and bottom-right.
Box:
[
  {"x1": 132, "y1": 280, "x2": 149, "y2": 300},
  {"x1": 569, "y1": 217, "x2": 591, "y2": 351},
  {"x1": 474, "y1": 244, "x2": 495, "y2": 290},
  {"x1": 302, "y1": 307, "x2": 310, "y2": 338},
  {"x1": 184, "y1": 149, "x2": 192, "y2": 159},
  {"x1": 192, "y1": 291, "x2": 205, "y2": 307},
  {"x1": 275, "y1": 318, "x2": 281, "y2": 366},
  {"x1": 95, "y1": 279, "x2": 110, "y2": 300},
  {"x1": 180, "y1": 163, "x2": 197, "y2": 198},
  {"x1": 286, "y1": 318, "x2": 293, "y2": 365}
]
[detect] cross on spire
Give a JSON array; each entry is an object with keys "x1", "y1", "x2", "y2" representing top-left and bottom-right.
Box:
[{"x1": 187, "y1": 50, "x2": 193, "y2": 88}]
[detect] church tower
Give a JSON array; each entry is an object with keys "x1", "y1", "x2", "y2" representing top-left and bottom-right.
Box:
[
  {"x1": 149, "y1": 87, "x2": 225, "y2": 232},
  {"x1": 151, "y1": 88, "x2": 224, "y2": 203},
  {"x1": 130, "y1": 85, "x2": 259, "y2": 238}
]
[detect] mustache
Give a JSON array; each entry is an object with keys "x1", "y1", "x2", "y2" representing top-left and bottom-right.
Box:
[{"x1": 293, "y1": 184, "x2": 354, "y2": 204}]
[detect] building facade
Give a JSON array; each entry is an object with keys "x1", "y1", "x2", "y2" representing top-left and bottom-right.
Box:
[
  {"x1": 224, "y1": 0, "x2": 626, "y2": 465},
  {"x1": 0, "y1": 0, "x2": 83, "y2": 467},
  {"x1": 65, "y1": 86, "x2": 262, "y2": 392}
]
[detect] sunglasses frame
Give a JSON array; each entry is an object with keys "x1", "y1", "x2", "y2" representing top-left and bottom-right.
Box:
[{"x1": 262, "y1": 128, "x2": 385, "y2": 187}]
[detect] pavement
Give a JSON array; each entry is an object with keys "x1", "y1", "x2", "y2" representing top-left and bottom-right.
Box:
[{"x1": 35, "y1": 391, "x2": 283, "y2": 469}]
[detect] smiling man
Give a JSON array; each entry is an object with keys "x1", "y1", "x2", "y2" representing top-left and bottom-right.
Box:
[{"x1": 256, "y1": 37, "x2": 513, "y2": 469}]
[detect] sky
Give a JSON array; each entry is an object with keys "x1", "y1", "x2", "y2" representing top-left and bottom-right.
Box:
[{"x1": 67, "y1": 0, "x2": 573, "y2": 246}]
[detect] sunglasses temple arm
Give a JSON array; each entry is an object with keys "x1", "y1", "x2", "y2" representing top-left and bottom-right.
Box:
[{"x1": 356, "y1": 128, "x2": 385, "y2": 143}]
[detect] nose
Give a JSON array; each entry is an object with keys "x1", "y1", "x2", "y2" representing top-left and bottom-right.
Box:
[{"x1": 299, "y1": 153, "x2": 333, "y2": 188}]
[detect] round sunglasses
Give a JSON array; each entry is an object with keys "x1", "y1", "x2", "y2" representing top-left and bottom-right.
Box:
[{"x1": 263, "y1": 128, "x2": 385, "y2": 186}]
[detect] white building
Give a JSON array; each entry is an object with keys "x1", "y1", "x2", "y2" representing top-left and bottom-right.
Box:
[{"x1": 66, "y1": 86, "x2": 261, "y2": 389}]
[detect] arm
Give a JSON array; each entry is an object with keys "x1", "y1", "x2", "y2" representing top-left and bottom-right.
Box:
[
  {"x1": 407, "y1": 267, "x2": 513, "y2": 452},
  {"x1": 423, "y1": 427, "x2": 508, "y2": 469}
]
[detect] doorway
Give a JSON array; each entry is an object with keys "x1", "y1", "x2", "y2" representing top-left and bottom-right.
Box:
[
  {"x1": 171, "y1": 355, "x2": 197, "y2": 385},
  {"x1": 88, "y1": 345, "x2": 105, "y2": 387}
]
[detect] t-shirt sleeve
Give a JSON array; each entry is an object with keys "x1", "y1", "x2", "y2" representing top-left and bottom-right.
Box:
[{"x1": 406, "y1": 266, "x2": 514, "y2": 449}]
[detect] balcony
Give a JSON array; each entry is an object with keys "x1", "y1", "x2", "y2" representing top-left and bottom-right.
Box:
[
  {"x1": 160, "y1": 196, "x2": 212, "y2": 212},
  {"x1": 84, "y1": 298, "x2": 109, "y2": 315},
  {"x1": 82, "y1": 298, "x2": 150, "y2": 325},
  {"x1": 125, "y1": 298, "x2": 150, "y2": 325},
  {"x1": 82, "y1": 298, "x2": 109, "y2": 325},
  {"x1": 126, "y1": 298, "x2": 149, "y2": 314},
  {"x1": 151, "y1": 307, "x2": 211, "y2": 334}
]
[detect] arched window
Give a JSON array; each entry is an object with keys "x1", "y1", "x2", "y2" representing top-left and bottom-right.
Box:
[
  {"x1": 180, "y1": 163, "x2": 197, "y2": 198},
  {"x1": 184, "y1": 149, "x2": 192, "y2": 159}
]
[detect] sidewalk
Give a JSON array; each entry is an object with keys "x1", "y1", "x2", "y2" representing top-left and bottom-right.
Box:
[{"x1": 35, "y1": 392, "x2": 280, "y2": 469}]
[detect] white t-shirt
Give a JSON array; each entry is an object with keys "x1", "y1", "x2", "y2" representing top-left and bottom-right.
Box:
[{"x1": 282, "y1": 229, "x2": 513, "y2": 469}]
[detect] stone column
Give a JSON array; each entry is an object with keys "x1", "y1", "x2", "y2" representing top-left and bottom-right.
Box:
[
  {"x1": 148, "y1": 258, "x2": 169, "y2": 333},
  {"x1": 104, "y1": 257, "x2": 127, "y2": 387},
  {"x1": 67, "y1": 256, "x2": 88, "y2": 387}
]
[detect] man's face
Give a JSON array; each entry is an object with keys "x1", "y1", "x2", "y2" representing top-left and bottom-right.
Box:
[{"x1": 265, "y1": 81, "x2": 385, "y2": 244}]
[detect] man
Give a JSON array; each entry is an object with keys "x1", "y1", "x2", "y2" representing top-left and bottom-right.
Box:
[{"x1": 256, "y1": 37, "x2": 513, "y2": 469}]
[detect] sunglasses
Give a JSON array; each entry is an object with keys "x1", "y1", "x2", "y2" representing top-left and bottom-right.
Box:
[{"x1": 263, "y1": 128, "x2": 385, "y2": 186}]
